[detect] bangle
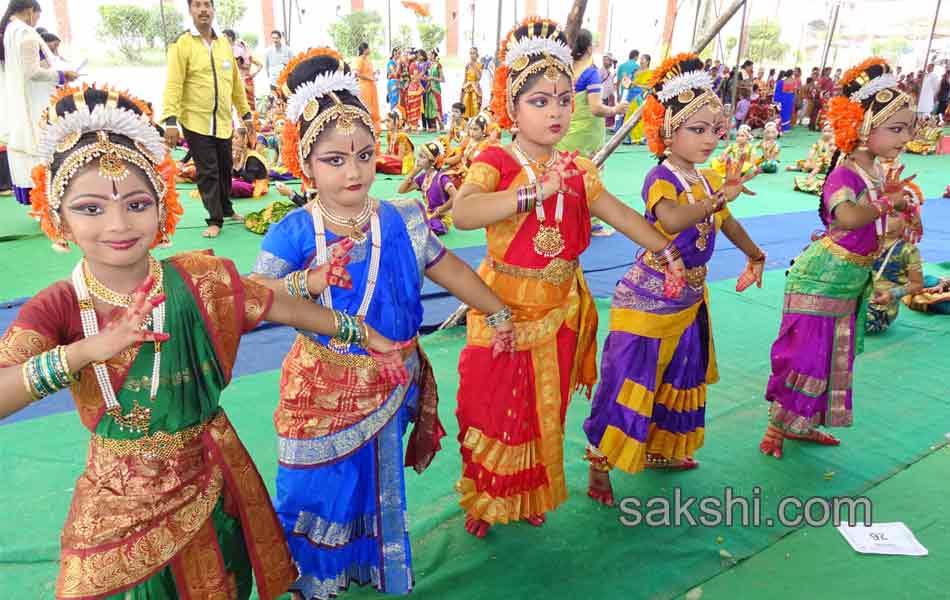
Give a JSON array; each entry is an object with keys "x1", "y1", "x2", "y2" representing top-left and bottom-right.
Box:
[
  {"x1": 516, "y1": 184, "x2": 537, "y2": 213},
  {"x1": 485, "y1": 306, "x2": 512, "y2": 329},
  {"x1": 22, "y1": 346, "x2": 76, "y2": 402},
  {"x1": 656, "y1": 241, "x2": 681, "y2": 267},
  {"x1": 296, "y1": 270, "x2": 313, "y2": 301},
  {"x1": 284, "y1": 271, "x2": 299, "y2": 297},
  {"x1": 888, "y1": 285, "x2": 908, "y2": 301}
]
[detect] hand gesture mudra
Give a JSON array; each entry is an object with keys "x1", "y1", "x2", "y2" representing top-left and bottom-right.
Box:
[
  {"x1": 722, "y1": 151, "x2": 757, "y2": 202},
  {"x1": 491, "y1": 320, "x2": 515, "y2": 359},
  {"x1": 89, "y1": 277, "x2": 170, "y2": 364},
  {"x1": 540, "y1": 150, "x2": 583, "y2": 200},
  {"x1": 367, "y1": 339, "x2": 415, "y2": 385},
  {"x1": 881, "y1": 164, "x2": 917, "y2": 209},
  {"x1": 307, "y1": 238, "x2": 355, "y2": 296}
]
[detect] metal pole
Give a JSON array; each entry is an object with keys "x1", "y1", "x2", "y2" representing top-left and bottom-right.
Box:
[
  {"x1": 819, "y1": 1, "x2": 840, "y2": 76},
  {"x1": 159, "y1": 0, "x2": 168, "y2": 52},
  {"x1": 606, "y1": 0, "x2": 614, "y2": 54},
  {"x1": 593, "y1": 0, "x2": 747, "y2": 167},
  {"x1": 471, "y1": 2, "x2": 476, "y2": 46},
  {"x1": 924, "y1": 0, "x2": 942, "y2": 69},
  {"x1": 728, "y1": 0, "x2": 749, "y2": 113},
  {"x1": 691, "y1": 0, "x2": 703, "y2": 48},
  {"x1": 387, "y1": 0, "x2": 392, "y2": 53}
]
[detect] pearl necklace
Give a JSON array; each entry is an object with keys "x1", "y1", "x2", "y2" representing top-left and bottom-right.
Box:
[
  {"x1": 510, "y1": 143, "x2": 565, "y2": 258},
  {"x1": 665, "y1": 160, "x2": 715, "y2": 252},
  {"x1": 311, "y1": 196, "x2": 381, "y2": 353},
  {"x1": 71, "y1": 258, "x2": 165, "y2": 433}
]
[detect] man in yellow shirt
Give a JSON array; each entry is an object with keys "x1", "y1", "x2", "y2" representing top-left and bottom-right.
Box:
[{"x1": 162, "y1": 0, "x2": 254, "y2": 238}]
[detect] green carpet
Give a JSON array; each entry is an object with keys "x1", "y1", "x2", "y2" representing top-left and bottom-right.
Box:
[
  {"x1": 2, "y1": 128, "x2": 947, "y2": 303},
  {"x1": 1, "y1": 264, "x2": 948, "y2": 599}
]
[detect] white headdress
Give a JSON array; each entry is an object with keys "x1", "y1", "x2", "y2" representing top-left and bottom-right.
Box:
[
  {"x1": 656, "y1": 70, "x2": 714, "y2": 103},
  {"x1": 286, "y1": 70, "x2": 362, "y2": 123},
  {"x1": 850, "y1": 73, "x2": 898, "y2": 103},
  {"x1": 504, "y1": 36, "x2": 572, "y2": 70},
  {"x1": 39, "y1": 103, "x2": 166, "y2": 165}
]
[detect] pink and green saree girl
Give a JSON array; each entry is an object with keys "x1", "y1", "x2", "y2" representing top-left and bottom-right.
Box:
[{"x1": 0, "y1": 84, "x2": 409, "y2": 599}]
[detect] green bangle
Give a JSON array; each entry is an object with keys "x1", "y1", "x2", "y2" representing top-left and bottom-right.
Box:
[{"x1": 29, "y1": 355, "x2": 55, "y2": 398}]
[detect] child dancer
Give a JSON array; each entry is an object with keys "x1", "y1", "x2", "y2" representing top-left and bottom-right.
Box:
[
  {"x1": 452, "y1": 17, "x2": 687, "y2": 538},
  {"x1": 583, "y1": 54, "x2": 763, "y2": 504},
  {"x1": 760, "y1": 58, "x2": 918, "y2": 459},
  {"x1": 399, "y1": 140, "x2": 456, "y2": 235},
  {"x1": 0, "y1": 85, "x2": 408, "y2": 600},
  {"x1": 756, "y1": 121, "x2": 781, "y2": 173},
  {"x1": 789, "y1": 123, "x2": 836, "y2": 193},
  {"x1": 231, "y1": 127, "x2": 271, "y2": 197},
  {"x1": 252, "y1": 49, "x2": 515, "y2": 599},
  {"x1": 712, "y1": 123, "x2": 757, "y2": 177},
  {"x1": 376, "y1": 108, "x2": 415, "y2": 175},
  {"x1": 443, "y1": 111, "x2": 493, "y2": 186}
]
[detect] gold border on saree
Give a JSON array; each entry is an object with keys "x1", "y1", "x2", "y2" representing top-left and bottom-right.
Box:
[
  {"x1": 818, "y1": 236, "x2": 876, "y2": 268},
  {"x1": 487, "y1": 257, "x2": 578, "y2": 286}
]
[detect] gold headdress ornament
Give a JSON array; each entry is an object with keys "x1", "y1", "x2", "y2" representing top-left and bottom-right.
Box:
[
  {"x1": 828, "y1": 57, "x2": 911, "y2": 153},
  {"x1": 642, "y1": 53, "x2": 723, "y2": 157},
  {"x1": 490, "y1": 17, "x2": 574, "y2": 130},
  {"x1": 278, "y1": 48, "x2": 376, "y2": 181},
  {"x1": 30, "y1": 85, "x2": 181, "y2": 252}
]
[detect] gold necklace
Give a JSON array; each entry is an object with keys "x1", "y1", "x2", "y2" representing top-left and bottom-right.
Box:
[
  {"x1": 317, "y1": 194, "x2": 373, "y2": 242},
  {"x1": 514, "y1": 140, "x2": 557, "y2": 171},
  {"x1": 83, "y1": 256, "x2": 163, "y2": 307}
]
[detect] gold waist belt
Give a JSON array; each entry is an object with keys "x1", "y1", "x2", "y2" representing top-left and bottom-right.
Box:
[
  {"x1": 297, "y1": 334, "x2": 417, "y2": 370},
  {"x1": 92, "y1": 419, "x2": 209, "y2": 461},
  {"x1": 642, "y1": 252, "x2": 708, "y2": 289},
  {"x1": 487, "y1": 257, "x2": 578, "y2": 286},
  {"x1": 819, "y1": 235, "x2": 877, "y2": 268}
]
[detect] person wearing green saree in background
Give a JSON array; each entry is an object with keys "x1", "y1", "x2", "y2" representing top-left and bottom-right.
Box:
[
  {"x1": 556, "y1": 29, "x2": 627, "y2": 237},
  {"x1": 424, "y1": 48, "x2": 445, "y2": 132}
]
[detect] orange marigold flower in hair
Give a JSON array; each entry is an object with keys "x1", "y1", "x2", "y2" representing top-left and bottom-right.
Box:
[
  {"x1": 649, "y1": 53, "x2": 702, "y2": 89},
  {"x1": 839, "y1": 57, "x2": 888, "y2": 88},
  {"x1": 155, "y1": 155, "x2": 183, "y2": 247},
  {"x1": 281, "y1": 119, "x2": 305, "y2": 181},
  {"x1": 643, "y1": 95, "x2": 667, "y2": 156},
  {"x1": 29, "y1": 165, "x2": 58, "y2": 241},
  {"x1": 489, "y1": 63, "x2": 512, "y2": 129},
  {"x1": 276, "y1": 47, "x2": 345, "y2": 99},
  {"x1": 826, "y1": 95, "x2": 864, "y2": 154}
]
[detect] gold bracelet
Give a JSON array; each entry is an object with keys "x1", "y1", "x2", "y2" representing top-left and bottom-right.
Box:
[
  {"x1": 21, "y1": 362, "x2": 40, "y2": 402},
  {"x1": 59, "y1": 345, "x2": 80, "y2": 384}
]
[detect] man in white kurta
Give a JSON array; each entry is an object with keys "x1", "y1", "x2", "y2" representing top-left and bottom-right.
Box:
[
  {"x1": 917, "y1": 63, "x2": 940, "y2": 118},
  {"x1": 0, "y1": 9, "x2": 75, "y2": 204}
]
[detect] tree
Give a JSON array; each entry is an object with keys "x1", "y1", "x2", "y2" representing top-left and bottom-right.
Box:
[
  {"x1": 97, "y1": 5, "x2": 152, "y2": 61},
  {"x1": 216, "y1": 0, "x2": 248, "y2": 31},
  {"x1": 146, "y1": 4, "x2": 184, "y2": 49},
  {"x1": 417, "y1": 17, "x2": 445, "y2": 51},
  {"x1": 395, "y1": 24, "x2": 414, "y2": 49},
  {"x1": 242, "y1": 32, "x2": 259, "y2": 50},
  {"x1": 725, "y1": 36, "x2": 737, "y2": 60},
  {"x1": 328, "y1": 11, "x2": 384, "y2": 58},
  {"x1": 745, "y1": 19, "x2": 790, "y2": 66}
]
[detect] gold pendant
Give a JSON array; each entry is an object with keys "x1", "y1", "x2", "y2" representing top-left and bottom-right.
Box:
[
  {"x1": 533, "y1": 225, "x2": 565, "y2": 258},
  {"x1": 348, "y1": 222, "x2": 366, "y2": 242},
  {"x1": 106, "y1": 401, "x2": 152, "y2": 434},
  {"x1": 328, "y1": 338, "x2": 351, "y2": 354},
  {"x1": 695, "y1": 221, "x2": 712, "y2": 252}
]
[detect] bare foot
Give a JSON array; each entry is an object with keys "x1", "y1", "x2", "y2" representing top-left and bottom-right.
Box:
[
  {"x1": 587, "y1": 466, "x2": 615, "y2": 506},
  {"x1": 464, "y1": 515, "x2": 491, "y2": 538},
  {"x1": 759, "y1": 425, "x2": 785, "y2": 459},
  {"x1": 526, "y1": 514, "x2": 546, "y2": 527},
  {"x1": 202, "y1": 225, "x2": 221, "y2": 238},
  {"x1": 227, "y1": 212, "x2": 245, "y2": 222}
]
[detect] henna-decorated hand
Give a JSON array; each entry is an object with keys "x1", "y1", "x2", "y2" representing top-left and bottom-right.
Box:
[
  {"x1": 490, "y1": 320, "x2": 515, "y2": 358},
  {"x1": 662, "y1": 257, "x2": 687, "y2": 299},
  {"x1": 882, "y1": 164, "x2": 917, "y2": 209},
  {"x1": 539, "y1": 150, "x2": 583, "y2": 200},
  {"x1": 736, "y1": 259, "x2": 765, "y2": 292},
  {"x1": 307, "y1": 238, "x2": 354, "y2": 295},
  {"x1": 90, "y1": 276, "x2": 170, "y2": 363},
  {"x1": 722, "y1": 151, "x2": 757, "y2": 202},
  {"x1": 367, "y1": 338, "x2": 414, "y2": 386}
]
